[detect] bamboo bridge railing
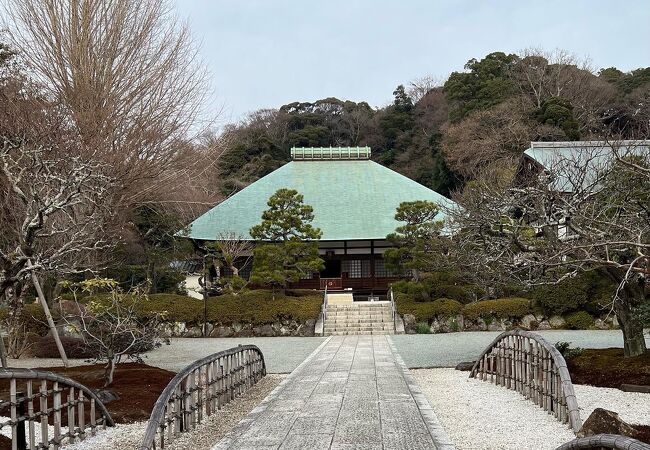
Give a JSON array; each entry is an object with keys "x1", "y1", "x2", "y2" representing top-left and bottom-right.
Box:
[
  {"x1": 139, "y1": 344, "x2": 266, "y2": 450},
  {"x1": 0, "y1": 368, "x2": 114, "y2": 449},
  {"x1": 469, "y1": 329, "x2": 582, "y2": 433},
  {"x1": 556, "y1": 434, "x2": 650, "y2": 449}
]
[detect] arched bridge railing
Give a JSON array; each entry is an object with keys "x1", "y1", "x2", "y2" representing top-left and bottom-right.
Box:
[
  {"x1": 140, "y1": 344, "x2": 266, "y2": 450},
  {"x1": 469, "y1": 329, "x2": 582, "y2": 433},
  {"x1": 556, "y1": 434, "x2": 650, "y2": 449},
  {"x1": 0, "y1": 368, "x2": 114, "y2": 449}
]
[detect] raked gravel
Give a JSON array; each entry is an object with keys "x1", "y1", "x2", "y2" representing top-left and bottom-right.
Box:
[
  {"x1": 64, "y1": 374, "x2": 284, "y2": 450},
  {"x1": 412, "y1": 368, "x2": 650, "y2": 450}
]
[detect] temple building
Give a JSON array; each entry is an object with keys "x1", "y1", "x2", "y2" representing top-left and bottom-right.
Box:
[{"x1": 185, "y1": 147, "x2": 456, "y2": 297}]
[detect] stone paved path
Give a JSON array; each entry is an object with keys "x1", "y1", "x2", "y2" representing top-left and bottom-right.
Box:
[{"x1": 212, "y1": 335, "x2": 454, "y2": 450}]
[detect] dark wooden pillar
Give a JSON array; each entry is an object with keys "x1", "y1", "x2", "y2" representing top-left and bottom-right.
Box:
[{"x1": 370, "y1": 240, "x2": 375, "y2": 290}]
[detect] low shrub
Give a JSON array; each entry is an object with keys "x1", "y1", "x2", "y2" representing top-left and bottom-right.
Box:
[
  {"x1": 462, "y1": 298, "x2": 531, "y2": 321},
  {"x1": 81, "y1": 290, "x2": 323, "y2": 325},
  {"x1": 395, "y1": 294, "x2": 462, "y2": 322},
  {"x1": 530, "y1": 272, "x2": 616, "y2": 316},
  {"x1": 554, "y1": 341, "x2": 584, "y2": 360},
  {"x1": 415, "y1": 322, "x2": 431, "y2": 334},
  {"x1": 565, "y1": 311, "x2": 595, "y2": 330}
]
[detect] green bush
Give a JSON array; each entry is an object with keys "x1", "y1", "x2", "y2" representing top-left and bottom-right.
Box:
[
  {"x1": 82, "y1": 290, "x2": 323, "y2": 325},
  {"x1": 554, "y1": 341, "x2": 584, "y2": 359},
  {"x1": 395, "y1": 294, "x2": 462, "y2": 322},
  {"x1": 565, "y1": 311, "x2": 595, "y2": 330},
  {"x1": 392, "y1": 273, "x2": 482, "y2": 304},
  {"x1": 4, "y1": 290, "x2": 323, "y2": 331},
  {"x1": 530, "y1": 272, "x2": 616, "y2": 316},
  {"x1": 462, "y1": 298, "x2": 531, "y2": 321},
  {"x1": 415, "y1": 322, "x2": 431, "y2": 334},
  {"x1": 103, "y1": 265, "x2": 186, "y2": 294}
]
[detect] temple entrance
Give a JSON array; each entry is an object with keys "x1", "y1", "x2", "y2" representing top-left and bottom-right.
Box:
[{"x1": 321, "y1": 259, "x2": 341, "y2": 278}]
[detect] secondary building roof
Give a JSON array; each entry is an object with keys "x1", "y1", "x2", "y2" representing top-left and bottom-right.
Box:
[
  {"x1": 186, "y1": 147, "x2": 457, "y2": 241},
  {"x1": 522, "y1": 140, "x2": 650, "y2": 192}
]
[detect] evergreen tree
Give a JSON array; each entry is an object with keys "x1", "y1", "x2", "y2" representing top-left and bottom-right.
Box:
[
  {"x1": 384, "y1": 201, "x2": 445, "y2": 281},
  {"x1": 250, "y1": 189, "x2": 324, "y2": 295}
]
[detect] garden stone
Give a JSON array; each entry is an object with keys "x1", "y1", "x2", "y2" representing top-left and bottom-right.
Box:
[
  {"x1": 487, "y1": 319, "x2": 506, "y2": 332},
  {"x1": 232, "y1": 322, "x2": 243, "y2": 333},
  {"x1": 549, "y1": 315, "x2": 566, "y2": 328},
  {"x1": 94, "y1": 389, "x2": 120, "y2": 404},
  {"x1": 211, "y1": 325, "x2": 233, "y2": 338},
  {"x1": 256, "y1": 324, "x2": 274, "y2": 336},
  {"x1": 537, "y1": 320, "x2": 551, "y2": 330},
  {"x1": 578, "y1": 408, "x2": 644, "y2": 439},
  {"x1": 520, "y1": 314, "x2": 538, "y2": 330},
  {"x1": 184, "y1": 326, "x2": 203, "y2": 337},
  {"x1": 403, "y1": 314, "x2": 416, "y2": 333},
  {"x1": 593, "y1": 319, "x2": 609, "y2": 330}
]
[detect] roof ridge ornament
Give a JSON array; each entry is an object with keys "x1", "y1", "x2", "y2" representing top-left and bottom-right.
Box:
[{"x1": 291, "y1": 146, "x2": 371, "y2": 160}]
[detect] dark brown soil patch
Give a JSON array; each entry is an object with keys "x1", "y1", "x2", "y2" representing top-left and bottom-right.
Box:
[
  {"x1": 0, "y1": 363, "x2": 175, "y2": 424},
  {"x1": 567, "y1": 348, "x2": 650, "y2": 388}
]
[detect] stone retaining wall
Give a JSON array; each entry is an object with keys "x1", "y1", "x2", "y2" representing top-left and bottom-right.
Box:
[
  {"x1": 402, "y1": 313, "x2": 619, "y2": 334},
  {"x1": 158, "y1": 318, "x2": 317, "y2": 338}
]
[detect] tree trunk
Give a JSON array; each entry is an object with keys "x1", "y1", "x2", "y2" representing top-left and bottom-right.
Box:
[
  {"x1": 104, "y1": 357, "x2": 116, "y2": 387},
  {"x1": 615, "y1": 296, "x2": 647, "y2": 357},
  {"x1": 146, "y1": 260, "x2": 157, "y2": 294},
  {"x1": 30, "y1": 264, "x2": 69, "y2": 367}
]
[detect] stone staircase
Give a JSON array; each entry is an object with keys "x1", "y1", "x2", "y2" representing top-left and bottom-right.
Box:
[{"x1": 323, "y1": 302, "x2": 395, "y2": 335}]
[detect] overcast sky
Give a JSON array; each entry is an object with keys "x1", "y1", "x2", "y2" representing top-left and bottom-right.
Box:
[{"x1": 174, "y1": 0, "x2": 650, "y2": 123}]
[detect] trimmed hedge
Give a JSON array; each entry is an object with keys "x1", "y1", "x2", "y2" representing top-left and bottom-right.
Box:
[
  {"x1": 395, "y1": 294, "x2": 463, "y2": 322},
  {"x1": 83, "y1": 290, "x2": 323, "y2": 325},
  {"x1": 461, "y1": 298, "x2": 531, "y2": 321},
  {"x1": 565, "y1": 311, "x2": 595, "y2": 330},
  {"x1": 1, "y1": 290, "x2": 323, "y2": 332}
]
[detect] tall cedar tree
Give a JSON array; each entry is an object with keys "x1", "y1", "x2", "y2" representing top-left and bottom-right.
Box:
[{"x1": 250, "y1": 189, "x2": 324, "y2": 295}]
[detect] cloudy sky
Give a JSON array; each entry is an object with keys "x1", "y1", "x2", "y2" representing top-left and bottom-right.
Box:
[{"x1": 174, "y1": 0, "x2": 650, "y2": 122}]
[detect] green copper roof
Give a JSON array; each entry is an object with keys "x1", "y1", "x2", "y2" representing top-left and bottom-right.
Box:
[{"x1": 186, "y1": 160, "x2": 457, "y2": 241}]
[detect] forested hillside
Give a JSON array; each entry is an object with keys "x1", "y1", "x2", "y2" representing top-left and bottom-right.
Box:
[{"x1": 217, "y1": 50, "x2": 650, "y2": 197}]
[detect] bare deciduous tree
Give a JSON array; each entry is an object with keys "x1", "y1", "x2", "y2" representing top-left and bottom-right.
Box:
[
  {"x1": 3, "y1": 0, "x2": 210, "y2": 206},
  {"x1": 0, "y1": 135, "x2": 113, "y2": 359},
  {"x1": 447, "y1": 140, "x2": 649, "y2": 356},
  {"x1": 62, "y1": 279, "x2": 164, "y2": 387}
]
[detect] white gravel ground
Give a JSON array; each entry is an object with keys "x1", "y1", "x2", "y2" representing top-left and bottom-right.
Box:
[
  {"x1": 412, "y1": 368, "x2": 650, "y2": 450},
  {"x1": 63, "y1": 374, "x2": 284, "y2": 450}
]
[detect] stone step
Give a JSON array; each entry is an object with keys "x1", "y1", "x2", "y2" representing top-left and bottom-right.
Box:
[
  {"x1": 326, "y1": 314, "x2": 392, "y2": 320},
  {"x1": 323, "y1": 326, "x2": 393, "y2": 331},
  {"x1": 324, "y1": 318, "x2": 393, "y2": 324},
  {"x1": 327, "y1": 302, "x2": 390, "y2": 309},
  {"x1": 325, "y1": 330, "x2": 393, "y2": 336}
]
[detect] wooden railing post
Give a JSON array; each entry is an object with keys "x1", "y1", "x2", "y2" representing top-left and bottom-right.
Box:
[
  {"x1": 469, "y1": 329, "x2": 582, "y2": 434},
  {"x1": 139, "y1": 345, "x2": 267, "y2": 450}
]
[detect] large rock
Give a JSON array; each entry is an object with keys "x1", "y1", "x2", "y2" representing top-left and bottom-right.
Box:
[
  {"x1": 537, "y1": 320, "x2": 552, "y2": 330},
  {"x1": 94, "y1": 389, "x2": 120, "y2": 404},
  {"x1": 210, "y1": 325, "x2": 233, "y2": 338},
  {"x1": 593, "y1": 318, "x2": 610, "y2": 330},
  {"x1": 549, "y1": 315, "x2": 566, "y2": 329},
  {"x1": 519, "y1": 314, "x2": 539, "y2": 330},
  {"x1": 254, "y1": 324, "x2": 274, "y2": 336},
  {"x1": 403, "y1": 314, "x2": 417, "y2": 333},
  {"x1": 578, "y1": 408, "x2": 645, "y2": 440},
  {"x1": 429, "y1": 316, "x2": 462, "y2": 333}
]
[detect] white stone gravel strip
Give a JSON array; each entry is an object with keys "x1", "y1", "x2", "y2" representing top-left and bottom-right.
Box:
[
  {"x1": 387, "y1": 336, "x2": 455, "y2": 450},
  {"x1": 411, "y1": 368, "x2": 650, "y2": 450},
  {"x1": 63, "y1": 375, "x2": 285, "y2": 450}
]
